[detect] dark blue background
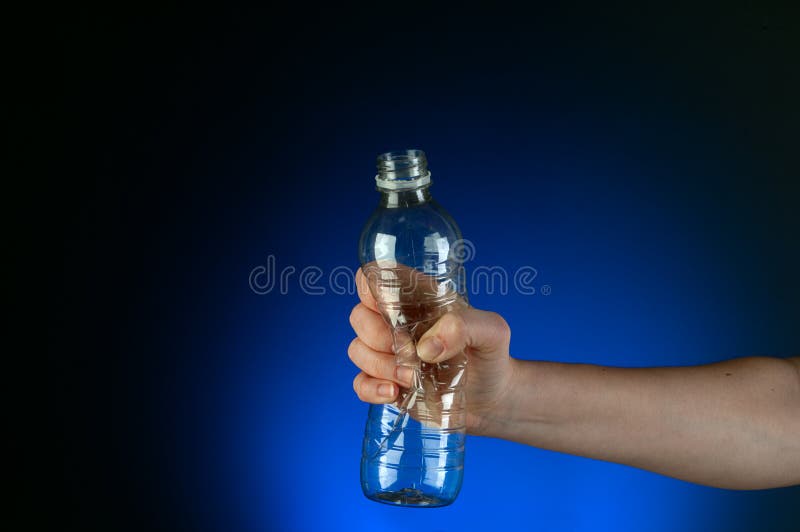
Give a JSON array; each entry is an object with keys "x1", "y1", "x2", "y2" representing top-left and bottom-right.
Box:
[{"x1": 54, "y1": 5, "x2": 799, "y2": 531}]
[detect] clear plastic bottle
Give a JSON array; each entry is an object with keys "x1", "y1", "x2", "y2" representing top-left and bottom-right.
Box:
[{"x1": 358, "y1": 149, "x2": 468, "y2": 507}]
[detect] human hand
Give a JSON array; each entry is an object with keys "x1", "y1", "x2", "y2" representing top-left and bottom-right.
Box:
[{"x1": 348, "y1": 268, "x2": 515, "y2": 435}]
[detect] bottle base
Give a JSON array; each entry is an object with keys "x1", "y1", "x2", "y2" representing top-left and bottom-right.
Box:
[{"x1": 364, "y1": 487, "x2": 455, "y2": 508}]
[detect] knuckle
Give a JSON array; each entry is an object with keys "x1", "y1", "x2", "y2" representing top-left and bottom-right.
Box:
[
  {"x1": 352, "y1": 373, "x2": 364, "y2": 398},
  {"x1": 442, "y1": 312, "x2": 467, "y2": 341},
  {"x1": 488, "y1": 311, "x2": 511, "y2": 343},
  {"x1": 347, "y1": 337, "x2": 361, "y2": 361},
  {"x1": 348, "y1": 304, "x2": 361, "y2": 330}
]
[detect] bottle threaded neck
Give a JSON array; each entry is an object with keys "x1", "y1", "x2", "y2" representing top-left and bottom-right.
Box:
[{"x1": 375, "y1": 149, "x2": 431, "y2": 191}]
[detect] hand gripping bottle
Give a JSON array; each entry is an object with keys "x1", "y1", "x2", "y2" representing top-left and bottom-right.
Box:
[{"x1": 358, "y1": 149, "x2": 468, "y2": 507}]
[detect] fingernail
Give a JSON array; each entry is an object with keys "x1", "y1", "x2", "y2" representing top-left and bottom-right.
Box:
[
  {"x1": 378, "y1": 383, "x2": 395, "y2": 397},
  {"x1": 417, "y1": 337, "x2": 444, "y2": 362},
  {"x1": 396, "y1": 366, "x2": 414, "y2": 386}
]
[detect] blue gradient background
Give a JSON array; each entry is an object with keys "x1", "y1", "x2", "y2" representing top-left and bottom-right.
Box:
[{"x1": 54, "y1": 5, "x2": 799, "y2": 532}]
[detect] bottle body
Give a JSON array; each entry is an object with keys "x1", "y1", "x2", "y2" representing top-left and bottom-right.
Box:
[{"x1": 358, "y1": 150, "x2": 468, "y2": 507}]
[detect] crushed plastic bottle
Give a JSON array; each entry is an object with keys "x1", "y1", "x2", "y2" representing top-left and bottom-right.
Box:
[{"x1": 358, "y1": 149, "x2": 469, "y2": 507}]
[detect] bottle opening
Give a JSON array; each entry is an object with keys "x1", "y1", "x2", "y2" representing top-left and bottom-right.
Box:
[{"x1": 375, "y1": 149, "x2": 431, "y2": 191}]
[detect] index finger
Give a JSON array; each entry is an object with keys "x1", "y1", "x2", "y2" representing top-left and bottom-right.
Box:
[{"x1": 355, "y1": 268, "x2": 380, "y2": 313}]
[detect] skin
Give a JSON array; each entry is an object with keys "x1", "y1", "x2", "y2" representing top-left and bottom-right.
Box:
[{"x1": 348, "y1": 270, "x2": 800, "y2": 490}]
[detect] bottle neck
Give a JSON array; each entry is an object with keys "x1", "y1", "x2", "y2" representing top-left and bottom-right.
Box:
[
  {"x1": 374, "y1": 149, "x2": 432, "y2": 206},
  {"x1": 379, "y1": 186, "x2": 432, "y2": 208}
]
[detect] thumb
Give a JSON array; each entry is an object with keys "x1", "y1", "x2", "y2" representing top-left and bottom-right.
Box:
[{"x1": 416, "y1": 308, "x2": 510, "y2": 363}]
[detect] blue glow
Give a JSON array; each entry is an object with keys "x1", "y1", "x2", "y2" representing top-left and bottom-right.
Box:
[{"x1": 71, "y1": 9, "x2": 800, "y2": 530}]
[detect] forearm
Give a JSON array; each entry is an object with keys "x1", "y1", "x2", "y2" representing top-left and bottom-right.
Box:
[{"x1": 485, "y1": 356, "x2": 800, "y2": 489}]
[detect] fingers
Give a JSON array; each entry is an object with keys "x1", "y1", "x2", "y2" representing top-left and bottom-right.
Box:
[
  {"x1": 348, "y1": 337, "x2": 414, "y2": 404},
  {"x1": 348, "y1": 337, "x2": 395, "y2": 382},
  {"x1": 349, "y1": 303, "x2": 393, "y2": 353},
  {"x1": 353, "y1": 371, "x2": 398, "y2": 404},
  {"x1": 348, "y1": 337, "x2": 414, "y2": 387},
  {"x1": 417, "y1": 308, "x2": 511, "y2": 363}
]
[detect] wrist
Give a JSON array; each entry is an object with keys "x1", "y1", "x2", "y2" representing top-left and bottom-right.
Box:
[{"x1": 475, "y1": 358, "x2": 547, "y2": 440}]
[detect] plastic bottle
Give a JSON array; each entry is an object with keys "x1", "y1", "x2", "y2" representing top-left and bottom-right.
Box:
[{"x1": 358, "y1": 149, "x2": 468, "y2": 507}]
